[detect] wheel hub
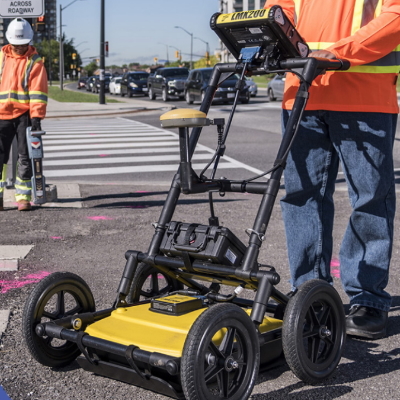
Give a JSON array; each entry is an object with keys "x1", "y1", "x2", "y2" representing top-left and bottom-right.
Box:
[
  {"x1": 225, "y1": 356, "x2": 239, "y2": 371},
  {"x1": 319, "y1": 325, "x2": 332, "y2": 338}
]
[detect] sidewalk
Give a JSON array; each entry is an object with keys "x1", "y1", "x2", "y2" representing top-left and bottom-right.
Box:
[{"x1": 45, "y1": 96, "x2": 173, "y2": 119}]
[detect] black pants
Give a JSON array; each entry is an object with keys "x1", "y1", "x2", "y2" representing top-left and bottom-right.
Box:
[{"x1": 0, "y1": 112, "x2": 32, "y2": 180}]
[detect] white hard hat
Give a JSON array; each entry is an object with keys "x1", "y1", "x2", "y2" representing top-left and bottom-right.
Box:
[{"x1": 6, "y1": 18, "x2": 34, "y2": 45}]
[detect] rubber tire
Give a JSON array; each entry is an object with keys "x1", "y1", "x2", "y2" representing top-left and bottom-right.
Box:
[
  {"x1": 241, "y1": 92, "x2": 250, "y2": 104},
  {"x1": 162, "y1": 87, "x2": 169, "y2": 102},
  {"x1": 282, "y1": 279, "x2": 345, "y2": 384},
  {"x1": 128, "y1": 92, "x2": 133, "y2": 98},
  {"x1": 185, "y1": 90, "x2": 193, "y2": 105},
  {"x1": 267, "y1": 88, "x2": 276, "y2": 102},
  {"x1": 127, "y1": 262, "x2": 183, "y2": 303},
  {"x1": 148, "y1": 87, "x2": 156, "y2": 100},
  {"x1": 22, "y1": 272, "x2": 95, "y2": 368},
  {"x1": 181, "y1": 303, "x2": 260, "y2": 400}
]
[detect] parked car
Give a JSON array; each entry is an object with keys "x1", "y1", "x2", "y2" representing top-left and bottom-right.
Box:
[
  {"x1": 77, "y1": 76, "x2": 87, "y2": 90},
  {"x1": 120, "y1": 71, "x2": 149, "y2": 97},
  {"x1": 245, "y1": 77, "x2": 258, "y2": 97},
  {"x1": 92, "y1": 75, "x2": 111, "y2": 93},
  {"x1": 184, "y1": 68, "x2": 250, "y2": 105},
  {"x1": 147, "y1": 67, "x2": 189, "y2": 101},
  {"x1": 85, "y1": 76, "x2": 97, "y2": 92},
  {"x1": 109, "y1": 76, "x2": 122, "y2": 95},
  {"x1": 267, "y1": 74, "x2": 285, "y2": 101}
]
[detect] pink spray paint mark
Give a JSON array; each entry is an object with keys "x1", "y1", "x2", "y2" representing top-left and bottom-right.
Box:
[
  {"x1": 86, "y1": 216, "x2": 114, "y2": 221},
  {"x1": 0, "y1": 271, "x2": 51, "y2": 294},
  {"x1": 98, "y1": 154, "x2": 109, "y2": 157},
  {"x1": 330, "y1": 258, "x2": 341, "y2": 278},
  {"x1": 50, "y1": 236, "x2": 63, "y2": 240}
]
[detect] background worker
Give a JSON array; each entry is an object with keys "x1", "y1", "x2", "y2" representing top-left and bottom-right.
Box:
[
  {"x1": 0, "y1": 17, "x2": 48, "y2": 212},
  {"x1": 264, "y1": 0, "x2": 400, "y2": 339}
]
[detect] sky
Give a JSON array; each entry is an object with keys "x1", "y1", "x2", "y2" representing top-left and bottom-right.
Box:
[{"x1": 60, "y1": 0, "x2": 223, "y2": 66}]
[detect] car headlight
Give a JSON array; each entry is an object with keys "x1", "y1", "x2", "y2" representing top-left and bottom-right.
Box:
[
  {"x1": 168, "y1": 81, "x2": 175, "y2": 87},
  {"x1": 129, "y1": 83, "x2": 138, "y2": 88}
]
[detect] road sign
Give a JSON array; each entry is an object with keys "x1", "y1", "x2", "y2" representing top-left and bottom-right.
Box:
[{"x1": 0, "y1": 0, "x2": 44, "y2": 18}]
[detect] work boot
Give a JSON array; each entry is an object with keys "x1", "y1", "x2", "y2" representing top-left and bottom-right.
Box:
[
  {"x1": 0, "y1": 198, "x2": 3, "y2": 211},
  {"x1": 17, "y1": 199, "x2": 32, "y2": 211},
  {"x1": 346, "y1": 305, "x2": 388, "y2": 340}
]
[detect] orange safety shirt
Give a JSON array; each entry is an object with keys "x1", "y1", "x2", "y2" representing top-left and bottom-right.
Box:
[
  {"x1": 0, "y1": 44, "x2": 48, "y2": 120},
  {"x1": 263, "y1": 0, "x2": 400, "y2": 113}
]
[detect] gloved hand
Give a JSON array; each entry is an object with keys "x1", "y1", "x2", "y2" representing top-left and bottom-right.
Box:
[{"x1": 31, "y1": 117, "x2": 42, "y2": 131}]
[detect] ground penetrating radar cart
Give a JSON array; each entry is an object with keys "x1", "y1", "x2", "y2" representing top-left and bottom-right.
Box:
[{"x1": 23, "y1": 7, "x2": 350, "y2": 399}]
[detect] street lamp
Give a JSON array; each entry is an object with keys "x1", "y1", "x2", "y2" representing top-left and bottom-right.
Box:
[
  {"x1": 158, "y1": 42, "x2": 169, "y2": 64},
  {"x1": 194, "y1": 36, "x2": 210, "y2": 66},
  {"x1": 175, "y1": 26, "x2": 193, "y2": 69},
  {"x1": 59, "y1": 0, "x2": 85, "y2": 90}
]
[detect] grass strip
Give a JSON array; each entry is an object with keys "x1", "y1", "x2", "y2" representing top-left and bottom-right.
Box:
[{"x1": 48, "y1": 85, "x2": 121, "y2": 103}]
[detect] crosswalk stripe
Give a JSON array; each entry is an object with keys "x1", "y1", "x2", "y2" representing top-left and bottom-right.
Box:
[{"x1": 41, "y1": 117, "x2": 264, "y2": 179}]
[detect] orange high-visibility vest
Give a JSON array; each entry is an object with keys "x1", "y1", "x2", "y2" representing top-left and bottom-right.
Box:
[
  {"x1": 0, "y1": 44, "x2": 48, "y2": 120},
  {"x1": 264, "y1": 0, "x2": 400, "y2": 113}
]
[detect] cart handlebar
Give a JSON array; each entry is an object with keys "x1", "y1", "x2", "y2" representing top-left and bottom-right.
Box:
[{"x1": 280, "y1": 57, "x2": 350, "y2": 71}]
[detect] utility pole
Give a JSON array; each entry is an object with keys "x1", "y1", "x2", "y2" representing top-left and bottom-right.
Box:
[{"x1": 99, "y1": 0, "x2": 106, "y2": 104}]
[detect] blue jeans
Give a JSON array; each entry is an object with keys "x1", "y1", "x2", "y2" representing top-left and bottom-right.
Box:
[{"x1": 281, "y1": 110, "x2": 397, "y2": 312}]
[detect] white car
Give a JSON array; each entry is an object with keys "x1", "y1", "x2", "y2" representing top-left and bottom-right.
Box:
[{"x1": 109, "y1": 77, "x2": 122, "y2": 95}]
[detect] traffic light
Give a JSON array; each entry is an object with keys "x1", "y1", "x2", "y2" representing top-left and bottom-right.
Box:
[
  {"x1": 154, "y1": 57, "x2": 158, "y2": 63},
  {"x1": 72, "y1": 53, "x2": 77, "y2": 60},
  {"x1": 36, "y1": 16, "x2": 45, "y2": 32},
  {"x1": 175, "y1": 50, "x2": 180, "y2": 59}
]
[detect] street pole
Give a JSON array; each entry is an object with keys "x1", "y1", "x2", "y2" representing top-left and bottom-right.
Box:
[
  {"x1": 99, "y1": 0, "x2": 105, "y2": 104},
  {"x1": 175, "y1": 26, "x2": 193, "y2": 69},
  {"x1": 59, "y1": 4, "x2": 63, "y2": 90},
  {"x1": 194, "y1": 36, "x2": 210, "y2": 66}
]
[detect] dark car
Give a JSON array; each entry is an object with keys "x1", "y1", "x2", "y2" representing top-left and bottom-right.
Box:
[
  {"x1": 92, "y1": 75, "x2": 111, "y2": 93},
  {"x1": 120, "y1": 71, "x2": 149, "y2": 97},
  {"x1": 184, "y1": 68, "x2": 250, "y2": 105},
  {"x1": 77, "y1": 76, "x2": 87, "y2": 90}
]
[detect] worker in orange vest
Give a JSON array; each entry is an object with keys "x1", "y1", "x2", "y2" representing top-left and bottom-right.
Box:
[
  {"x1": 0, "y1": 18, "x2": 48, "y2": 211},
  {"x1": 264, "y1": 0, "x2": 400, "y2": 339}
]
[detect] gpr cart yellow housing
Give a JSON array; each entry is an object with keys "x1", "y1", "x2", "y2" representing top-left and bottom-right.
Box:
[{"x1": 23, "y1": 7, "x2": 349, "y2": 400}]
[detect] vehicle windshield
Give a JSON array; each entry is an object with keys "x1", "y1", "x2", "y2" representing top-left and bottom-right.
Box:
[
  {"x1": 163, "y1": 69, "x2": 189, "y2": 78},
  {"x1": 202, "y1": 71, "x2": 212, "y2": 83},
  {"x1": 129, "y1": 73, "x2": 149, "y2": 81}
]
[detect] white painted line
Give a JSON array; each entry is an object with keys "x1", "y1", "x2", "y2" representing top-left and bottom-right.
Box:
[
  {"x1": 0, "y1": 245, "x2": 34, "y2": 259},
  {"x1": 0, "y1": 260, "x2": 18, "y2": 272},
  {"x1": 44, "y1": 162, "x2": 241, "y2": 178},
  {"x1": 0, "y1": 309, "x2": 10, "y2": 338},
  {"x1": 43, "y1": 139, "x2": 179, "y2": 152},
  {"x1": 43, "y1": 153, "x2": 214, "y2": 167},
  {"x1": 43, "y1": 136, "x2": 177, "y2": 146}
]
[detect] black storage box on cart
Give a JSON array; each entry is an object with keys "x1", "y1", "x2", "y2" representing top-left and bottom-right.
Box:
[{"x1": 160, "y1": 221, "x2": 246, "y2": 266}]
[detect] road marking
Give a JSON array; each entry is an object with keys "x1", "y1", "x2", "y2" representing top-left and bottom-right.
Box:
[{"x1": 42, "y1": 118, "x2": 264, "y2": 179}]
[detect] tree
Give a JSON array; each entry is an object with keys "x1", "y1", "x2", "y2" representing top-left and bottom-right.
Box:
[{"x1": 84, "y1": 61, "x2": 98, "y2": 77}]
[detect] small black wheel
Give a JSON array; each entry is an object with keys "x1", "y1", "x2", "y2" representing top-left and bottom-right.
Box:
[
  {"x1": 282, "y1": 279, "x2": 345, "y2": 384},
  {"x1": 22, "y1": 272, "x2": 95, "y2": 368},
  {"x1": 162, "y1": 87, "x2": 169, "y2": 102},
  {"x1": 267, "y1": 88, "x2": 276, "y2": 102},
  {"x1": 181, "y1": 303, "x2": 260, "y2": 400},
  {"x1": 127, "y1": 263, "x2": 183, "y2": 303}
]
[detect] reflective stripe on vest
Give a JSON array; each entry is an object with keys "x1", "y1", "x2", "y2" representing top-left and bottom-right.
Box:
[{"x1": 292, "y1": 0, "x2": 399, "y2": 73}]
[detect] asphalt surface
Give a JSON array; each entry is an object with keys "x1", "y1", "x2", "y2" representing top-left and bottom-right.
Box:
[{"x1": 1, "y1": 98, "x2": 400, "y2": 400}]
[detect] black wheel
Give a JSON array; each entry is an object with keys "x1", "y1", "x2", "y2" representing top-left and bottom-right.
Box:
[
  {"x1": 282, "y1": 279, "x2": 345, "y2": 384},
  {"x1": 185, "y1": 90, "x2": 193, "y2": 104},
  {"x1": 148, "y1": 87, "x2": 155, "y2": 100},
  {"x1": 267, "y1": 88, "x2": 276, "y2": 101},
  {"x1": 128, "y1": 92, "x2": 133, "y2": 98},
  {"x1": 162, "y1": 87, "x2": 169, "y2": 102},
  {"x1": 181, "y1": 303, "x2": 259, "y2": 400},
  {"x1": 241, "y1": 92, "x2": 250, "y2": 104},
  {"x1": 22, "y1": 272, "x2": 95, "y2": 368},
  {"x1": 127, "y1": 263, "x2": 183, "y2": 303}
]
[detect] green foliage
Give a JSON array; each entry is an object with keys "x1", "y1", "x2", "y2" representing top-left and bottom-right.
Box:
[
  {"x1": 194, "y1": 55, "x2": 219, "y2": 69},
  {"x1": 84, "y1": 61, "x2": 98, "y2": 77},
  {"x1": 47, "y1": 86, "x2": 120, "y2": 103}
]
